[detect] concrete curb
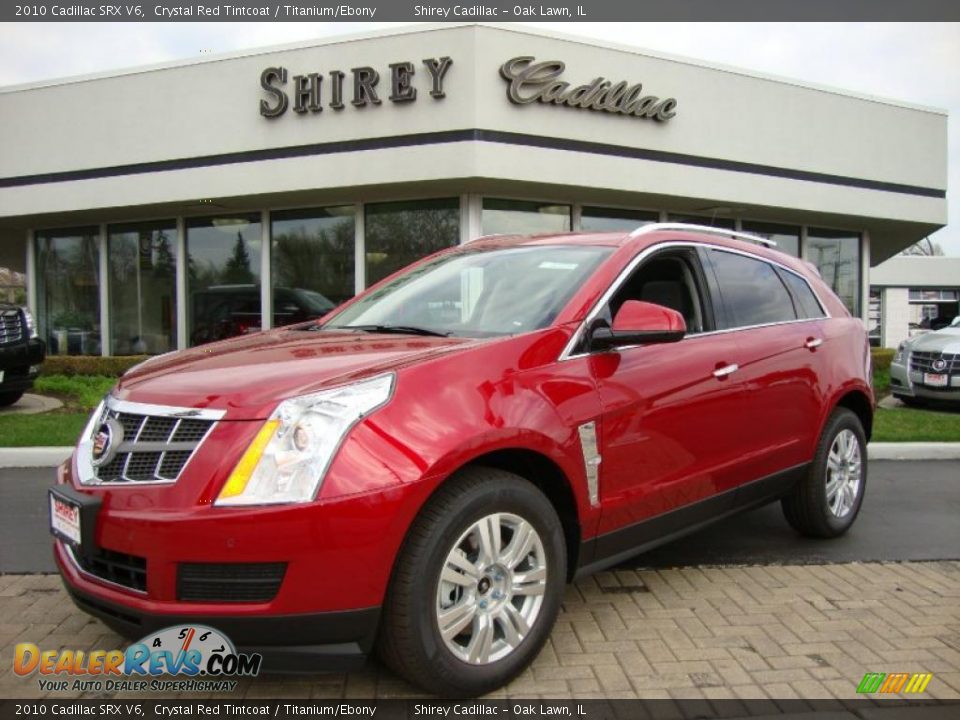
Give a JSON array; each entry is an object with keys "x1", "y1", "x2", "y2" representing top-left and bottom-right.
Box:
[
  {"x1": 868, "y1": 442, "x2": 960, "y2": 461},
  {"x1": 1, "y1": 442, "x2": 959, "y2": 469},
  {"x1": 0, "y1": 447, "x2": 72, "y2": 469}
]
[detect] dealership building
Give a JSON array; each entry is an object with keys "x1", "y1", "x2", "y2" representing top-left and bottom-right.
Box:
[{"x1": 0, "y1": 23, "x2": 948, "y2": 356}]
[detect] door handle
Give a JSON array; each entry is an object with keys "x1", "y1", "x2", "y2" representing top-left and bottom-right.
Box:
[
  {"x1": 712, "y1": 363, "x2": 739, "y2": 379},
  {"x1": 805, "y1": 337, "x2": 823, "y2": 350}
]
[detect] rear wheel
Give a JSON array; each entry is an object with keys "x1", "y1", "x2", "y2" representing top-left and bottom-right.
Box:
[
  {"x1": 378, "y1": 467, "x2": 566, "y2": 697},
  {"x1": 0, "y1": 392, "x2": 23, "y2": 407},
  {"x1": 782, "y1": 408, "x2": 867, "y2": 538}
]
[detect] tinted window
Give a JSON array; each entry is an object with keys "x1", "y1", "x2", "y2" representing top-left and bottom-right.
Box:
[
  {"x1": 779, "y1": 269, "x2": 826, "y2": 319},
  {"x1": 709, "y1": 250, "x2": 796, "y2": 329}
]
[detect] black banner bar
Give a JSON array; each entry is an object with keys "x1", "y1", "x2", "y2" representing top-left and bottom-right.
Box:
[
  {"x1": 2, "y1": 700, "x2": 960, "y2": 720},
  {"x1": 3, "y1": 0, "x2": 960, "y2": 23}
]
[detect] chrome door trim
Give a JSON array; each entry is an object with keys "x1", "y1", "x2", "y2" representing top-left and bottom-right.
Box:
[{"x1": 558, "y1": 240, "x2": 831, "y2": 362}]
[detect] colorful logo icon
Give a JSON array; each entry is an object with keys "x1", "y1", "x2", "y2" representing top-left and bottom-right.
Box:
[
  {"x1": 857, "y1": 672, "x2": 933, "y2": 694},
  {"x1": 14, "y1": 624, "x2": 261, "y2": 684}
]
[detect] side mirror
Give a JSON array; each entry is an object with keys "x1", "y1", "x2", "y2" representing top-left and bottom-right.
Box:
[{"x1": 590, "y1": 300, "x2": 686, "y2": 351}]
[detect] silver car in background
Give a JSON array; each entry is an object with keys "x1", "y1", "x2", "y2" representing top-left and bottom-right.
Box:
[{"x1": 890, "y1": 317, "x2": 960, "y2": 406}]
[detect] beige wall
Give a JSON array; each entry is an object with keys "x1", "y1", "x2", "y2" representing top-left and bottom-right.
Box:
[{"x1": 0, "y1": 23, "x2": 947, "y2": 260}]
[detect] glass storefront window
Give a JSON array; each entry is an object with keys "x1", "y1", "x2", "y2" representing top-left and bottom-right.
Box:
[
  {"x1": 187, "y1": 214, "x2": 262, "y2": 346},
  {"x1": 741, "y1": 220, "x2": 800, "y2": 257},
  {"x1": 365, "y1": 198, "x2": 459, "y2": 286},
  {"x1": 667, "y1": 213, "x2": 735, "y2": 230},
  {"x1": 108, "y1": 221, "x2": 177, "y2": 355},
  {"x1": 482, "y1": 199, "x2": 571, "y2": 236},
  {"x1": 272, "y1": 206, "x2": 355, "y2": 325},
  {"x1": 807, "y1": 228, "x2": 861, "y2": 315},
  {"x1": 580, "y1": 207, "x2": 658, "y2": 233},
  {"x1": 868, "y1": 289, "x2": 881, "y2": 347},
  {"x1": 35, "y1": 228, "x2": 100, "y2": 355}
]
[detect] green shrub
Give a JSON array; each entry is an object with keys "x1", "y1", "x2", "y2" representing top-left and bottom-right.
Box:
[
  {"x1": 40, "y1": 355, "x2": 148, "y2": 378},
  {"x1": 871, "y1": 348, "x2": 895, "y2": 373}
]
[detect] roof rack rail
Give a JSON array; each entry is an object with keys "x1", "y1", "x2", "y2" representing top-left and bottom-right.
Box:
[{"x1": 629, "y1": 222, "x2": 778, "y2": 248}]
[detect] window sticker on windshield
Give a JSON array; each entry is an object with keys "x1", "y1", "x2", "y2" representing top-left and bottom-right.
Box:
[{"x1": 538, "y1": 261, "x2": 579, "y2": 270}]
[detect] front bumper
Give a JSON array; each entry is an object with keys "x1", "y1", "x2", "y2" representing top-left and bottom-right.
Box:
[
  {"x1": 0, "y1": 337, "x2": 44, "y2": 392},
  {"x1": 59, "y1": 564, "x2": 379, "y2": 673},
  {"x1": 890, "y1": 361, "x2": 960, "y2": 403}
]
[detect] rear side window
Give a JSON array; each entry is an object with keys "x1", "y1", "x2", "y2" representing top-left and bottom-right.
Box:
[
  {"x1": 779, "y1": 269, "x2": 826, "y2": 319},
  {"x1": 708, "y1": 250, "x2": 797, "y2": 329}
]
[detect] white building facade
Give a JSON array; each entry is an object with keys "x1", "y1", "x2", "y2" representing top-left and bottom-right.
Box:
[
  {"x1": 871, "y1": 256, "x2": 960, "y2": 349},
  {"x1": 0, "y1": 24, "x2": 947, "y2": 356}
]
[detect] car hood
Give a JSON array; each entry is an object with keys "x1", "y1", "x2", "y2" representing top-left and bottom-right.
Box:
[
  {"x1": 113, "y1": 328, "x2": 475, "y2": 418},
  {"x1": 908, "y1": 327, "x2": 960, "y2": 354}
]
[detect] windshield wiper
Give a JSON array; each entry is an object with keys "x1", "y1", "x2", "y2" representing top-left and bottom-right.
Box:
[{"x1": 336, "y1": 324, "x2": 452, "y2": 338}]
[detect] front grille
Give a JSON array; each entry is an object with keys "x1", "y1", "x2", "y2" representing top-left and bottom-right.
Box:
[
  {"x1": 92, "y1": 405, "x2": 216, "y2": 484},
  {"x1": 178, "y1": 562, "x2": 287, "y2": 603},
  {"x1": 72, "y1": 546, "x2": 147, "y2": 593},
  {"x1": 0, "y1": 309, "x2": 23, "y2": 346},
  {"x1": 910, "y1": 351, "x2": 960, "y2": 374}
]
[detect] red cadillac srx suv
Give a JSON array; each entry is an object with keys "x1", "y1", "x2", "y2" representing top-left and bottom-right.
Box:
[{"x1": 50, "y1": 224, "x2": 873, "y2": 696}]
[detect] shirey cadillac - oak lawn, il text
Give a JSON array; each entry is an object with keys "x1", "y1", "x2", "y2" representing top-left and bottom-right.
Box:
[{"x1": 50, "y1": 224, "x2": 873, "y2": 696}]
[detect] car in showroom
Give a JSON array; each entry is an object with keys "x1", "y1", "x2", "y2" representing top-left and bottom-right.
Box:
[
  {"x1": 890, "y1": 317, "x2": 960, "y2": 407},
  {"x1": 49, "y1": 224, "x2": 873, "y2": 696},
  {"x1": 0, "y1": 302, "x2": 45, "y2": 406}
]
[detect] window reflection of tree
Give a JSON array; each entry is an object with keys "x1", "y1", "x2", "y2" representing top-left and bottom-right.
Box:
[
  {"x1": 365, "y1": 200, "x2": 459, "y2": 286},
  {"x1": 273, "y1": 219, "x2": 355, "y2": 304}
]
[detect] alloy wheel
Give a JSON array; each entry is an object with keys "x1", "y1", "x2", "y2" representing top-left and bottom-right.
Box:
[
  {"x1": 435, "y1": 512, "x2": 547, "y2": 665},
  {"x1": 825, "y1": 428, "x2": 862, "y2": 518}
]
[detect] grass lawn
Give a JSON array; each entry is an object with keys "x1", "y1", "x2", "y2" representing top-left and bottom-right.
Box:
[
  {"x1": 34, "y1": 375, "x2": 115, "y2": 410},
  {"x1": 0, "y1": 412, "x2": 90, "y2": 447},
  {"x1": 873, "y1": 367, "x2": 890, "y2": 398},
  {"x1": 873, "y1": 405, "x2": 960, "y2": 442},
  {"x1": 0, "y1": 374, "x2": 114, "y2": 447}
]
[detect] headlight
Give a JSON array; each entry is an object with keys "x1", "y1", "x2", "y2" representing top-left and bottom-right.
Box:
[
  {"x1": 894, "y1": 343, "x2": 906, "y2": 364},
  {"x1": 21, "y1": 307, "x2": 38, "y2": 339},
  {"x1": 215, "y1": 373, "x2": 395, "y2": 507}
]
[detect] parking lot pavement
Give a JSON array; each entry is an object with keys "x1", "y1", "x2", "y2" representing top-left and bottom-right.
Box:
[{"x1": 1, "y1": 561, "x2": 959, "y2": 701}]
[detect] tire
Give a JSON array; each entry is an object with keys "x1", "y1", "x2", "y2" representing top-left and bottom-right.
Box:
[
  {"x1": 0, "y1": 392, "x2": 23, "y2": 407},
  {"x1": 378, "y1": 466, "x2": 566, "y2": 697},
  {"x1": 897, "y1": 396, "x2": 926, "y2": 409},
  {"x1": 782, "y1": 408, "x2": 867, "y2": 538}
]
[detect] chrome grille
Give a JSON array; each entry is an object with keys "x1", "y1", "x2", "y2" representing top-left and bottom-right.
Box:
[
  {"x1": 910, "y1": 351, "x2": 960, "y2": 375},
  {"x1": 0, "y1": 309, "x2": 23, "y2": 346},
  {"x1": 91, "y1": 402, "x2": 218, "y2": 484}
]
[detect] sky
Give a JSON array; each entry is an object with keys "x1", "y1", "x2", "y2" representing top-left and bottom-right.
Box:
[{"x1": 0, "y1": 21, "x2": 957, "y2": 255}]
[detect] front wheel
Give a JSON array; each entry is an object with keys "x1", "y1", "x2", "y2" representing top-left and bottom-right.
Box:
[
  {"x1": 0, "y1": 391, "x2": 23, "y2": 407},
  {"x1": 782, "y1": 408, "x2": 867, "y2": 538},
  {"x1": 378, "y1": 467, "x2": 566, "y2": 697}
]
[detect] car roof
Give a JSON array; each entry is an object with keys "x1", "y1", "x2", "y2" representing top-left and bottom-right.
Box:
[{"x1": 465, "y1": 225, "x2": 818, "y2": 278}]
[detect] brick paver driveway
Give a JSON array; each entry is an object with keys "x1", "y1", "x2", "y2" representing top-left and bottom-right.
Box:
[{"x1": 2, "y1": 562, "x2": 959, "y2": 700}]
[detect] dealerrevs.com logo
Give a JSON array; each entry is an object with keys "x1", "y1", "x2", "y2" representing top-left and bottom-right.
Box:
[{"x1": 14, "y1": 625, "x2": 261, "y2": 693}]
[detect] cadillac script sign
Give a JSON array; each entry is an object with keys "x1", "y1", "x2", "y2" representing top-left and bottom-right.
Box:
[{"x1": 499, "y1": 56, "x2": 678, "y2": 122}]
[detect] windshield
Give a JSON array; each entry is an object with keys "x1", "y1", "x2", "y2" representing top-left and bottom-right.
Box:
[{"x1": 324, "y1": 245, "x2": 613, "y2": 338}]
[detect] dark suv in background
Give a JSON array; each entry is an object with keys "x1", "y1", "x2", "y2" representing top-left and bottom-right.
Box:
[{"x1": 0, "y1": 303, "x2": 45, "y2": 406}]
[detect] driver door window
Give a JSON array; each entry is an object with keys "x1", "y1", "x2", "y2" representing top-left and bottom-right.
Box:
[{"x1": 604, "y1": 250, "x2": 711, "y2": 334}]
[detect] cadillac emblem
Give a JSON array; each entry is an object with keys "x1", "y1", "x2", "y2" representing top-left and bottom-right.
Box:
[
  {"x1": 933, "y1": 358, "x2": 947, "y2": 372},
  {"x1": 91, "y1": 417, "x2": 124, "y2": 467}
]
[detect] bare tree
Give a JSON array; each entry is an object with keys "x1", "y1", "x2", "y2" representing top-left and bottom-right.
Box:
[{"x1": 901, "y1": 237, "x2": 944, "y2": 256}]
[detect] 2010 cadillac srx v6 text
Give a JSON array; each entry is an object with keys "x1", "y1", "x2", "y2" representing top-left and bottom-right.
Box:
[{"x1": 50, "y1": 224, "x2": 873, "y2": 696}]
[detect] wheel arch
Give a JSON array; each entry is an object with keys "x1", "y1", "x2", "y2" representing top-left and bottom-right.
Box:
[
  {"x1": 465, "y1": 447, "x2": 582, "y2": 581},
  {"x1": 832, "y1": 388, "x2": 874, "y2": 442}
]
